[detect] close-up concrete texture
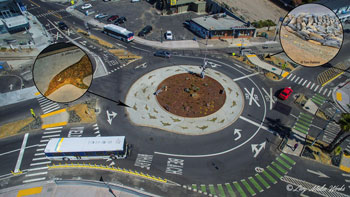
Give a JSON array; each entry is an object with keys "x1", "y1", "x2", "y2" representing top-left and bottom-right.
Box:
[{"x1": 33, "y1": 44, "x2": 92, "y2": 102}]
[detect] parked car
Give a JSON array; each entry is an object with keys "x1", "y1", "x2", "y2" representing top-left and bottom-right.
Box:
[
  {"x1": 58, "y1": 21, "x2": 68, "y2": 30},
  {"x1": 165, "y1": 30, "x2": 173, "y2": 40},
  {"x1": 114, "y1": 16, "x2": 126, "y2": 25},
  {"x1": 95, "y1": 13, "x2": 108, "y2": 19},
  {"x1": 154, "y1": 50, "x2": 171, "y2": 58},
  {"x1": 107, "y1": 15, "x2": 119, "y2": 22},
  {"x1": 278, "y1": 87, "x2": 293, "y2": 100},
  {"x1": 81, "y1": 3, "x2": 92, "y2": 9},
  {"x1": 138, "y1": 25, "x2": 152, "y2": 37}
]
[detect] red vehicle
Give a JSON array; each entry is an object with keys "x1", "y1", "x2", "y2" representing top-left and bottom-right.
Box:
[
  {"x1": 278, "y1": 87, "x2": 293, "y2": 100},
  {"x1": 107, "y1": 15, "x2": 119, "y2": 22}
]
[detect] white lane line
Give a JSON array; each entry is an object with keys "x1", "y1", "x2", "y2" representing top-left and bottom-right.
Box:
[
  {"x1": 323, "y1": 88, "x2": 328, "y2": 95},
  {"x1": 43, "y1": 130, "x2": 61, "y2": 134},
  {"x1": 44, "y1": 106, "x2": 60, "y2": 114},
  {"x1": 0, "y1": 144, "x2": 38, "y2": 157},
  {"x1": 342, "y1": 173, "x2": 350, "y2": 177},
  {"x1": 286, "y1": 73, "x2": 293, "y2": 79},
  {"x1": 310, "y1": 83, "x2": 315, "y2": 89},
  {"x1": 233, "y1": 72, "x2": 259, "y2": 81},
  {"x1": 37, "y1": 144, "x2": 47, "y2": 147},
  {"x1": 327, "y1": 90, "x2": 332, "y2": 97},
  {"x1": 14, "y1": 133, "x2": 29, "y2": 173},
  {"x1": 291, "y1": 75, "x2": 296, "y2": 81},
  {"x1": 30, "y1": 161, "x2": 51, "y2": 166},
  {"x1": 318, "y1": 86, "x2": 323, "y2": 93},
  {"x1": 302, "y1": 80, "x2": 307, "y2": 86},
  {"x1": 93, "y1": 123, "x2": 98, "y2": 127},
  {"x1": 294, "y1": 76, "x2": 300, "y2": 83},
  {"x1": 32, "y1": 157, "x2": 47, "y2": 161},
  {"x1": 36, "y1": 148, "x2": 45, "y2": 152},
  {"x1": 23, "y1": 177, "x2": 46, "y2": 183},
  {"x1": 27, "y1": 166, "x2": 48, "y2": 172},
  {"x1": 130, "y1": 45, "x2": 150, "y2": 52},
  {"x1": 40, "y1": 139, "x2": 50, "y2": 143},
  {"x1": 239, "y1": 116, "x2": 274, "y2": 134},
  {"x1": 25, "y1": 171, "x2": 48, "y2": 177},
  {"x1": 298, "y1": 78, "x2": 304, "y2": 84},
  {"x1": 38, "y1": 99, "x2": 51, "y2": 106},
  {"x1": 314, "y1": 85, "x2": 319, "y2": 92},
  {"x1": 37, "y1": 97, "x2": 47, "y2": 101},
  {"x1": 94, "y1": 127, "x2": 99, "y2": 130},
  {"x1": 45, "y1": 127, "x2": 63, "y2": 130},
  {"x1": 42, "y1": 134, "x2": 60, "y2": 139},
  {"x1": 306, "y1": 81, "x2": 311, "y2": 88},
  {"x1": 34, "y1": 153, "x2": 45, "y2": 156}
]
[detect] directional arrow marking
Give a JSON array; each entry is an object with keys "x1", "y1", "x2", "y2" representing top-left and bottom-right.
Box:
[
  {"x1": 306, "y1": 169, "x2": 329, "y2": 178},
  {"x1": 234, "y1": 129, "x2": 242, "y2": 141},
  {"x1": 106, "y1": 110, "x2": 117, "y2": 125},
  {"x1": 251, "y1": 141, "x2": 266, "y2": 158}
]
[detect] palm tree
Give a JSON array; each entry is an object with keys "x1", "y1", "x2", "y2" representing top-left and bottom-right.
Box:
[{"x1": 326, "y1": 113, "x2": 350, "y2": 153}]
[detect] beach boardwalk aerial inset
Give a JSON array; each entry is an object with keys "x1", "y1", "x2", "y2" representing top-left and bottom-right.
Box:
[
  {"x1": 32, "y1": 43, "x2": 93, "y2": 103},
  {"x1": 280, "y1": 3, "x2": 343, "y2": 67}
]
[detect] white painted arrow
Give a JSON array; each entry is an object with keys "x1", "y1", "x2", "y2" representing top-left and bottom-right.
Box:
[
  {"x1": 307, "y1": 169, "x2": 329, "y2": 178},
  {"x1": 106, "y1": 110, "x2": 117, "y2": 125},
  {"x1": 234, "y1": 129, "x2": 242, "y2": 141},
  {"x1": 251, "y1": 141, "x2": 266, "y2": 158}
]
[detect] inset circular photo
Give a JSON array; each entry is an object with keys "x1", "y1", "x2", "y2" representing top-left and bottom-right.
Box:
[
  {"x1": 33, "y1": 42, "x2": 93, "y2": 103},
  {"x1": 280, "y1": 3, "x2": 343, "y2": 67}
]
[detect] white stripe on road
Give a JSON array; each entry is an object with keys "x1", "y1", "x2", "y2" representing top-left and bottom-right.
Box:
[
  {"x1": 14, "y1": 133, "x2": 29, "y2": 173},
  {"x1": 306, "y1": 81, "x2": 311, "y2": 88},
  {"x1": 322, "y1": 88, "x2": 328, "y2": 95},
  {"x1": 327, "y1": 90, "x2": 332, "y2": 97},
  {"x1": 233, "y1": 72, "x2": 259, "y2": 81},
  {"x1": 42, "y1": 103, "x2": 59, "y2": 111},
  {"x1": 318, "y1": 86, "x2": 323, "y2": 93},
  {"x1": 37, "y1": 144, "x2": 47, "y2": 147},
  {"x1": 342, "y1": 173, "x2": 350, "y2": 177},
  {"x1": 286, "y1": 74, "x2": 293, "y2": 79},
  {"x1": 34, "y1": 152, "x2": 45, "y2": 156},
  {"x1": 23, "y1": 177, "x2": 46, "y2": 183},
  {"x1": 130, "y1": 45, "x2": 150, "y2": 52},
  {"x1": 314, "y1": 85, "x2": 319, "y2": 92},
  {"x1": 27, "y1": 166, "x2": 48, "y2": 172},
  {"x1": 291, "y1": 75, "x2": 296, "y2": 81},
  {"x1": 239, "y1": 116, "x2": 273, "y2": 134},
  {"x1": 310, "y1": 83, "x2": 315, "y2": 89},
  {"x1": 302, "y1": 80, "x2": 307, "y2": 86},
  {"x1": 0, "y1": 144, "x2": 38, "y2": 157},
  {"x1": 32, "y1": 157, "x2": 47, "y2": 161},
  {"x1": 298, "y1": 78, "x2": 303, "y2": 84},
  {"x1": 38, "y1": 99, "x2": 51, "y2": 106},
  {"x1": 25, "y1": 171, "x2": 48, "y2": 177},
  {"x1": 93, "y1": 123, "x2": 98, "y2": 127},
  {"x1": 294, "y1": 76, "x2": 300, "y2": 83},
  {"x1": 40, "y1": 139, "x2": 50, "y2": 143},
  {"x1": 42, "y1": 134, "x2": 60, "y2": 139},
  {"x1": 45, "y1": 127, "x2": 63, "y2": 130},
  {"x1": 30, "y1": 161, "x2": 51, "y2": 166},
  {"x1": 44, "y1": 106, "x2": 60, "y2": 114},
  {"x1": 43, "y1": 130, "x2": 61, "y2": 134},
  {"x1": 36, "y1": 148, "x2": 45, "y2": 152}
]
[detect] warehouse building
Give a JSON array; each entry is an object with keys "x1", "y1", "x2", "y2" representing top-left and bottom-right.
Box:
[
  {"x1": 157, "y1": 0, "x2": 206, "y2": 14},
  {"x1": 188, "y1": 13, "x2": 256, "y2": 39}
]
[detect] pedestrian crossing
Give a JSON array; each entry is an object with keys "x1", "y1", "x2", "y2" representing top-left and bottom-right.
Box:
[
  {"x1": 311, "y1": 94, "x2": 327, "y2": 106},
  {"x1": 322, "y1": 121, "x2": 341, "y2": 145},
  {"x1": 185, "y1": 153, "x2": 295, "y2": 197},
  {"x1": 35, "y1": 9, "x2": 67, "y2": 18},
  {"x1": 285, "y1": 73, "x2": 333, "y2": 97},
  {"x1": 36, "y1": 95, "x2": 60, "y2": 114},
  {"x1": 292, "y1": 112, "x2": 314, "y2": 135},
  {"x1": 23, "y1": 126, "x2": 63, "y2": 183},
  {"x1": 93, "y1": 123, "x2": 101, "y2": 137}
]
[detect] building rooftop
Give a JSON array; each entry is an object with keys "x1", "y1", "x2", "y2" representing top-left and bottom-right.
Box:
[
  {"x1": 191, "y1": 14, "x2": 253, "y2": 31},
  {"x1": 316, "y1": 0, "x2": 350, "y2": 10}
]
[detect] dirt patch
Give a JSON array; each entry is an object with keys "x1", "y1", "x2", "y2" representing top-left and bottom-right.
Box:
[
  {"x1": 67, "y1": 103, "x2": 96, "y2": 123},
  {"x1": 0, "y1": 117, "x2": 40, "y2": 138},
  {"x1": 156, "y1": 73, "x2": 226, "y2": 117},
  {"x1": 77, "y1": 28, "x2": 114, "y2": 49},
  {"x1": 302, "y1": 136, "x2": 332, "y2": 165},
  {"x1": 265, "y1": 72, "x2": 279, "y2": 81}
]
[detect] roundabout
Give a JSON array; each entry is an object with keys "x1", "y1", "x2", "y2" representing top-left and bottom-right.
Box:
[{"x1": 125, "y1": 65, "x2": 245, "y2": 135}]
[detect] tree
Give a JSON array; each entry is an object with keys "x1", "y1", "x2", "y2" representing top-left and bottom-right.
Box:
[{"x1": 326, "y1": 113, "x2": 350, "y2": 153}]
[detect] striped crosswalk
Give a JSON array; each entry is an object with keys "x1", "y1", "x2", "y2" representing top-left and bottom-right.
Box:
[
  {"x1": 23, "y1": 126, "x2": 62, "y2": 183},
  {"x1": 311, "y1": 94, "x2": 327, "y2": 106},
  {"x1": 186, "y1": 153, "x2": 295, "y2": 197},
  {"x1": 93, "y1": 123, "x2": 101, "y2": 137},
  {"x1": 36, "y1": 95, "x2": 60, "y2": 114},
  {"x1": 292, "y1": 112, "x2": 314, "y2": 135},
  {"x1": 36, "y1": 9, "x2": 67, "y2": 18},
  {"x1": 322, "y1": 121, "x2": 340, "y2": 145},
  {"x1": 284, "y1": 73, "x2": 333, "y2": 97}
]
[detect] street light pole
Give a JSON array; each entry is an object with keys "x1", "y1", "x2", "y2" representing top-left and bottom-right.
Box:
[{"x1": 160, "y1": 28, "x2": 163, "y2": 43}]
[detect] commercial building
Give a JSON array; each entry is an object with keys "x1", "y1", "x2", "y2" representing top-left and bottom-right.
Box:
[
  {"x1": 157, "y1": 0, "x2": 206, "y2": 14},
  {"x1": 188, "y1": 13, "x2": 256, "y2": 39},
  {"x1": 317, "y1": 0, "x2": 350, "y2": 22},
  {"x1": 0, "y1": 0, "x2": 29, "y2": 34}
]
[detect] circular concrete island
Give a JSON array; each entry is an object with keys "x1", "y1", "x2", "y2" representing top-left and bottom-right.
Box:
[{"x1": 125, "y1": 65, "x2": 245, "y2": 135}]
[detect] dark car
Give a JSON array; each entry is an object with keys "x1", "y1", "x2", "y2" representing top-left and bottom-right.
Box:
[
  {"x1": 154, "y1": 50, "x2": 171, "y2": 58},
  {"x1": 138, "y1": 25, "x2": 152, "y2": 37},
  {"x1": 114, "y1": 16, "x2": 126, "y2": 25},
  {"x1": 107, "y1": 15, "x2": 119, "y2": 22},
  {"x1": 58, "y1": 22, "x2": 68, "y2": 30}
]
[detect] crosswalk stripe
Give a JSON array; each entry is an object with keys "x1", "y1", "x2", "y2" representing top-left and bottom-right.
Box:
[
  {"x1": 45, "y1": 127, "x2": 63, "y2": 130},
  {"x1": 310, "y1": 83, "x2": 315, "y2": 89},
  {"x1": 318, "y1": 86, "x2": 323, "y2": 93},
  {"x1": 34, "y1": 153, "x2": 45, "y2": 156},
  {"x1": 280, "y1": 153, "x2": 296, "y2": 165},
  {"x1": 27, "y1": 166, "x2": 48, "y2": 172},
  {"x1": 42, "y1": 103, "x2": 59, "y2": 111},
  {"x1": 314, "y1": 85, "x2": 319, "y2": 92},
  {"x1": 40, "y1": 139, "x2": 49, "y2": 143},
  {"x1": 217, "y1": 184, "x2": 226, "y2": 197},
  {"x1": 208, "y1": 184, "x2": 216, "y2": 195},
  {"x1": 323, "y1": 88, "x2": 328, "y2": 95},
  {"x1": 25, "y1": 171, "x2": 47, "y2": 177},
  {"x1": 267, "y1": 166, "x2": 282, "y2": 179},
  {"x1": 255, "y1": 174, "x2": 270, "y2": 189},
  {"x1": 302, "y1": 80, "x2": 307, "y2": 86},
  {"x1": 37, "y1": 144, "x2": 47, "y2": 147},
  {"x1": 262, "y1": 170, "x2": 277, "y2": 184},
  {"x1": 287, "y1": 74, "x2": 293, "y2": 79},
  {"x1": 233, "y1": 181, "x2": 247, "y2": 197},
  {"x1": 327, "y1": 90, "x2": 332, "y2": 97},
  {"x1": 272, "y1": 162, "x2": 287, "y2": 174},
  {"x1": 276, "y1": 157, "x2": 292, "y2": 170},
  {"x1": 294, "y1": 76, "x2": 300, "y2": 83},
  {"x1": 42, "y1": 134, "x2": 60, "y2": 139},
  {"x1": 248, "y1": 177, "x2": 263, "y2": 192},
  {"x1": 32, "y1": 157, "x2": 47, "y2": 161},
  {"x1": 23, "y1": 177, "x2": 46, "y2": 183},
  {"x1": 291, "y1": 75, "x2": 296, "y2": 81},
  {"x1": 44, "y1": 130, "x2": 61, "y2": 134},
  {"x1": 298, "y1": 78, "x2": 303, "y2": 84},
  {"x1": 200, "y1": 185, "x2": 207, "y2": 194},
  {"x1": 36, "y1": 148, "x2": 45, "y2": 152},
  {"x1": 39, "y1": 99, "x2": 51, "y2": 105},
  {"x1": 306, "y1": 81, "x2": 311, "y2": 88},
  {"x1": 30, "y1": 161, "x2": 51, "y2": 166},
  {"x1": 225, "y1": 183, "x2": 236, "y2": 197},
  {"x1": 241, "y1": 179, "x2": 256, "y2": 196},
  {"x1": 44, "y1": 106, "x2": 60, "y2": 114}
]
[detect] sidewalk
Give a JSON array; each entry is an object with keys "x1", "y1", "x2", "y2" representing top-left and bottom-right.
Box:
[
  {"x1": 282, "y1": 130, "x2": 306, "y2": 157},
  {"x1": 333, "y1": 79, "x2": 350, "y2": 113}
]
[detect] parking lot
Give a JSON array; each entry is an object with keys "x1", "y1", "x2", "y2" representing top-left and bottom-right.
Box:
[{"x1": 78, "y1": 0, "x2": 204, "y2": 41}]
